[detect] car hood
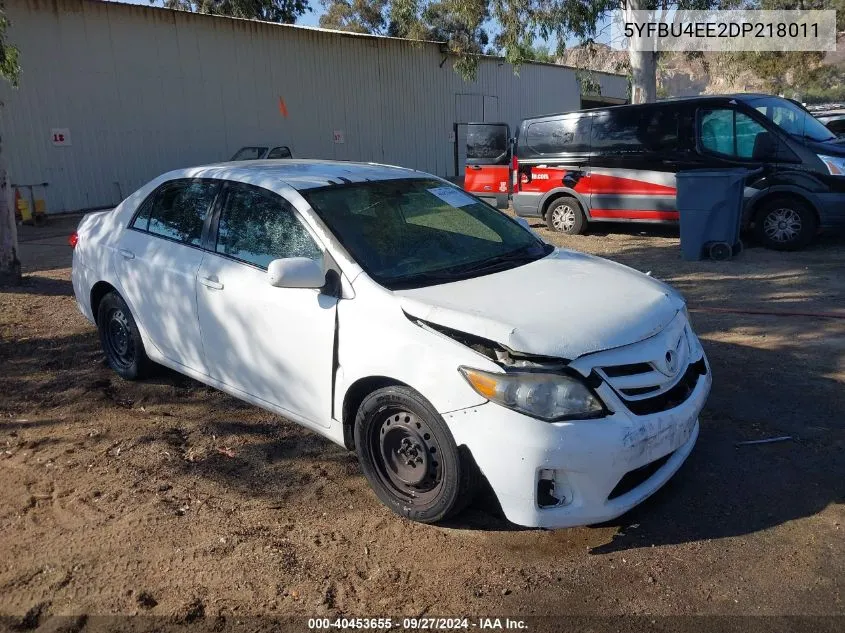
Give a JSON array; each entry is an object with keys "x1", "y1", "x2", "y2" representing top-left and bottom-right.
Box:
[
  {"x1": 805, "y1": 136, "x2": 845, "y2": 155},
  {"x1": 396, "y1": 249, "x2": 683, "y2": 360}
]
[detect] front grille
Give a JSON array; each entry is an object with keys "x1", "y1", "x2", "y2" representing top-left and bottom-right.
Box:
[
  {"x1": 621, "y1": 385, "x2": 660, "y2": 397},
  {"x1": 608, "y1": 451, "x2": 675, "y2": 500},
  {"x1": 602, "y1": 362, "x2": 653, "y2": 377},
  {"x1": 598, "y1": 329, "x2": 690, "y2": 403},
  {"x1": 624, "y1": 359, "x2": 707, "y2": 416}
]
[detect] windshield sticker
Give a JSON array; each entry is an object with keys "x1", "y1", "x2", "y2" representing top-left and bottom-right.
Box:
[{"x1": 428, "y1": 186, "x2": 477, "y2": 207}]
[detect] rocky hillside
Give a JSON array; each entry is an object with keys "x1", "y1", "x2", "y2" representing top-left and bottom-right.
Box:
[{"x1": 558, "y1": 42, "x2": 841, "y2": 101}]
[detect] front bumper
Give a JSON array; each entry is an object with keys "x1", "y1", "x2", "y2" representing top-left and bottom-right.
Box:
[
  {"x1": 444, "y1": 357, "x2": 711, "y2": 529},
  {"x1": 815, "y1": 191, "x2": 845, "y2": 228}
]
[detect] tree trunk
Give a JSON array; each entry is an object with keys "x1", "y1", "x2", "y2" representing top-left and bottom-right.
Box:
[
  {"x1": 626, "y1": 0, "x2": 658, "y2": 104},
  {"x1": 0, "y1": 144, "x2": 22, "y2": 286}
]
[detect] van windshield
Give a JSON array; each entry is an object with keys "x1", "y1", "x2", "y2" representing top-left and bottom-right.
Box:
[
  {"x1": 749, "y1": 97, "x2": 835, "y2": 142},
  {"x1": 303, "y1": 178, "x2": 552, "y2": 290}
]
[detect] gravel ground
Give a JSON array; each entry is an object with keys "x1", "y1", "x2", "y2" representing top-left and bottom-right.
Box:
[{"x1": 0, "y1": 214, "x2": 843, "y2": 630}]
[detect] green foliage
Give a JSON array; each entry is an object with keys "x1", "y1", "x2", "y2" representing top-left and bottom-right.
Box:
[
  {"x1": 321, "y1": 0, "x2": 492, "y2": 78},
  {"x1": 319, "y1": 0, "x2": 389, "y2": 33},
  {"x1": 160, "y1": 0, "x2": 310, "y2": 23},
  {"x1": 576, "y1": 69, "x2": 602, "y2": 95},
  {"x1": 0, "y1": 2, "x2": 21, "y2": 87},
  {"x1": 790, "y1": 64, "x2": 845, "y2": 104}
]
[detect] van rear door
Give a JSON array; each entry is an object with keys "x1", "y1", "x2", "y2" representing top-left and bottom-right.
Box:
[{"x1": 464, "y1": 123, "x2": 511, "y2": 208}]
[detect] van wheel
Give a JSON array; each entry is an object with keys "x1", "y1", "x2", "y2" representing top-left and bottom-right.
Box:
[
  {"x1": 546, "y1": 197, "x2": 587, "y2": 234},
  {"x1": 753, "y1": 197, "x2": 817, "y2": 251},
  {"x1": 97, "y1": 291, "x2": 153, "y2": 380},
  {"x1": 354, "y1": 386, "x2": 476, "y2": 524}
]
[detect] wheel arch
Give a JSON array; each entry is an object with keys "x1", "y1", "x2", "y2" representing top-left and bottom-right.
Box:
[
  {"x1": 90, "y1": 281, "x2": 119, "y2": 325},
  {"x1": 341, "y1": 376, "x2": 411, "y2": 450},
  {"x1": 746, "y1": 187, "x2": 821, "y2": 228},
  {"x1": 539, "y1": 188, "x2": 589, "y2": 220}
]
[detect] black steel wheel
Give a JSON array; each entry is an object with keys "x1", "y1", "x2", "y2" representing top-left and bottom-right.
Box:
[
  {"x1": 97, "y1": 291, "x2": 153, "y2": 380},
  {"x1": 354, "y1": 386, "x2": 476, "y2": 523}
]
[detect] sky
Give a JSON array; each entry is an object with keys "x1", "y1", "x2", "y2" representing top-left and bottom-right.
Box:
[{"x1": 114, "y1": 0, "x2": 332, "y2": 28}]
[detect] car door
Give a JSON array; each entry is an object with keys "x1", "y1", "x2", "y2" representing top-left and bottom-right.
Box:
[
  {"x1": 589, "y1": 106, "x2": 685, "y2": 221},
  {"x1": 463, "y1": 122, "x2": 511, "y2": 208},
  {"x1": 195, "y1": 181, "x2": 337, "y2": 428},
  {"x1": 696, "y1": 105, "x2": 775, "y2": 205},
  {"x1": 115, "y1": 179, "x2": 220, "y2": 374},
  {"x1": 517, "y1": 114, "x2": 593, "y2": 208}
]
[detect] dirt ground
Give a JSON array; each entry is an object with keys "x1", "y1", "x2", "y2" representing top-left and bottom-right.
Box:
[{"x1": 1, "y1": 214, "x2": 843, "y2": 628}]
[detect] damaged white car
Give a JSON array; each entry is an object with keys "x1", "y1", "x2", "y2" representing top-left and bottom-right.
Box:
[{"x1": 70, "y1": 160, "x2": 711, "y2": 528}]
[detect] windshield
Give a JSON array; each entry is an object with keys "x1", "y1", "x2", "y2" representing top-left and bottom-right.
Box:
[
  {"x1": 750, "y1": 97, "x2": 835, "y2": 142},
  {"x1": 230, "y1": 146, "x2": 268, "y2": 160},
  {"x1": 303, "y1": 178, "x2": 551, "y2": 290}
]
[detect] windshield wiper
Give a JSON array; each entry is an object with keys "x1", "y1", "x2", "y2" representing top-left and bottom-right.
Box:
[
  {"x1": 386, "y1": 268, "x2": 468, "y2": 289},
  {"x1": 448, "y1": 243, "x2": 551, "y2": 275}
]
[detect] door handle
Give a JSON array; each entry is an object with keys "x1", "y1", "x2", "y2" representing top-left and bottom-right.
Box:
[
  {"x1": 199, "y1": 277, "x2": 224, "y2": 290},
  {"x1": 469, "y1": 165, "x2": 482, "y2": 170},
  {"x1": 118, "y1": 249, "x2": 135, "y2": 260}
]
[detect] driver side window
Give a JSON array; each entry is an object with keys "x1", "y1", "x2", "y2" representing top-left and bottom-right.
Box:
[
  {"x1": 215, "y1": 183, "x2": 321, "y2": 269},
  {"x1": 700, "y1": 108, "x2": 767, "y2": 159}
]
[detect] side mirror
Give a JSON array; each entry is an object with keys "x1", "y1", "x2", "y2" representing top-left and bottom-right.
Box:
[
  {"x1": 267, "y1": 257, "x2": 325, "y2": 289},
  {"x1": 752, "y1": 131, "x2": 779, "y2": 161}
]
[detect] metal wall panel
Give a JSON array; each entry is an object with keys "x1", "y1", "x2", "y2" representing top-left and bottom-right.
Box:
[{"x1": 0, "y1": 0, "x2": 628, "y2": 212}]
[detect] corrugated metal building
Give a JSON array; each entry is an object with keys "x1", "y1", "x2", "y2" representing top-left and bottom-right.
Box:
[{"x1": 0, "y1": 0, "x2": 628, "y2": 213}]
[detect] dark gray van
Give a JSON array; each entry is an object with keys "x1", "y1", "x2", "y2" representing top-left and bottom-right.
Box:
[{"x1": 468, "y1": 94, "x2": 845, "y2": 250}]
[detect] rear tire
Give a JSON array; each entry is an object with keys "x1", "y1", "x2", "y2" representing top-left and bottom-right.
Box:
[
  {"x1": 753, "y1": 197, "x2": 817, "y2": 251},
  {"x1": 545, "y1": 196, "x2": 587, "y2": 234},
  {"x1": 97, "y1": 291, "x2": 153, "y2": 380},
  {"x1": 354, "y1": 386, "x2": 476, "y2": 524}
]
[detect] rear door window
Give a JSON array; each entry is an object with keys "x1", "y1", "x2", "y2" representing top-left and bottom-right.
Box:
[
  {"x1": 525, "y1": 116, "x2": 591, "y2": 154},
  {"x1": 141, "y1": 180, "x2": 220, "y2": 246},
  {"x1": 592, "y1": 107, "x2": 679, "y2": 153}
]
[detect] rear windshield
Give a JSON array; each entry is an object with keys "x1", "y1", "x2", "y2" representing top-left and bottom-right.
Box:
[
  {"x1": 303, "y1": 178, "x2": 550, "y2": 290},
  {"x1": 467, "y1": 125, "x2": 509, "y2": 165}
]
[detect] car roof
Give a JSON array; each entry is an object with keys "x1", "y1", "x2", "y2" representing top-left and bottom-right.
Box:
[
  {"x1": 167, "y1": 159, "x2": 425, "y2": 192},
  {"x1": 519, "y1": 94, "x2": 786, "y2": 123}
]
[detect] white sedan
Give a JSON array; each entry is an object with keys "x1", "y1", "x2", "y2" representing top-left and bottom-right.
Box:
[{"x1": 70, "y1": 160, "x2": 711, "y2": 528}]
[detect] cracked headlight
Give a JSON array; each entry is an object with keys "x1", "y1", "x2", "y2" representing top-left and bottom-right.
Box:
[{"x1": 459, "y1": 367, "x2": 605, "y2": 421}]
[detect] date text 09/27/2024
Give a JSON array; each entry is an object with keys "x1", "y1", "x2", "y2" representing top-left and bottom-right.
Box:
[{"x1": 307, "y1": 618, "x2": 528, "y2": 630}]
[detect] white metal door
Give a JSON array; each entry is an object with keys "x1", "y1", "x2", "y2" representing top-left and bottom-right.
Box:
[
  {"x1": 195, "y1": 182, "x2": 337, "y2": 427},
  {"x1": 113, "y1": 179, "x2": 219, "y2": 374},
  {"x1": 114, "y1": 231, "x2": 207, "y2": 373},
  {"x1": 196, "y1": 254, "x2": 337, "y2": 427}
]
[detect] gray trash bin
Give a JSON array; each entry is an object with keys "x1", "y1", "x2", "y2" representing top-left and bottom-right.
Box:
[{"x1": 676, "y1": 169, "x2": 747, "y2": 261}]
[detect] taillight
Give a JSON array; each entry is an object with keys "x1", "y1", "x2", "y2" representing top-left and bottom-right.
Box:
[
  {"x1": 511, "y1": 154, "x2": 519, "y2": 192},
  {"x1": 68, "y1": 232, "x2": 79, "y2": 248}
]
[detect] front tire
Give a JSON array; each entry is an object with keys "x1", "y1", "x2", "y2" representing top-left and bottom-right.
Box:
[
  {"x1": 753, "y1": 197, "x2": 817, "y2": 251},
  {"x1": 354, "y1": 386, "x2": 475, "y2": 524},
  {"x1": 97, "y1": 291, "x2": 153, "y2": 380},
  {"x1": 545, "y1": 196, "x2": 587, "y2": 234}
]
